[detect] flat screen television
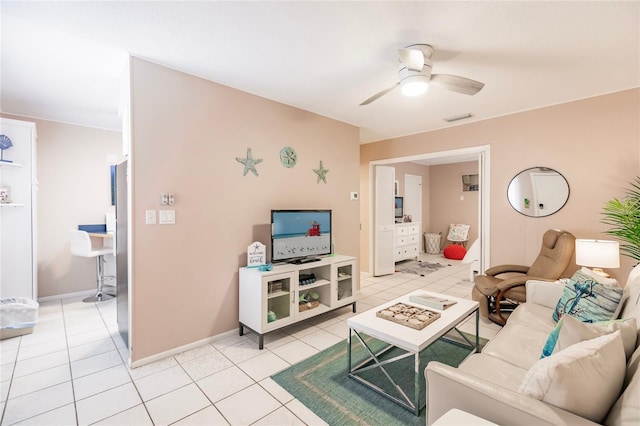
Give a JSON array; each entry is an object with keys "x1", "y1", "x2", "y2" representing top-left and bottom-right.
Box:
[
  {"x1": 395, "y1": 196, "x2": 404, "y2": 221},
  {"x1": 271, "y1": 210, "x2": 332, "y2": 263}
]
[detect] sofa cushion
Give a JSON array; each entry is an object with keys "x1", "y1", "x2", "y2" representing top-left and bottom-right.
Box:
[
  {"x1": 482, "y1": 322, "x2": 552, "y2": 370},
  {"x1": 458, "y1": 353, "x2": 527, "y2": 393},
  {"x1": 619, "y1": 264, "x2": 640, "y2": 346},
  {"x1": 508, "y1": 302, "x2": 558, "y2": 331},
  {"x1": 519, "y1": 331, "x2": 626, "y2": 423},
  {"x1": 605, "y1": 343, "x2": 640, "y2": 425},
  {"x1": 553, "y1": 269, "x2": 624, "y2": 322},
  {"x1": 541, "y1": 314, "x2": 637, "y2": 359},
  {"x1": 604, "y1": 364, "x2": 640, "y2": 426}
]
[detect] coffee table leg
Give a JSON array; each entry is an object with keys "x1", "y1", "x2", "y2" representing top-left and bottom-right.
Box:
[
  {"x1": 348, "y1": 330, "x2": 417, "y2": 413},
  {"x1": 414, "y1": 352, "x2": 420, "y2": 416},
  {"x1": 475, "y1": 308, "x2": 480, "y2": 352},
  {"x1": 347, "y1": 327, "x2": 352, "y2": 373}
]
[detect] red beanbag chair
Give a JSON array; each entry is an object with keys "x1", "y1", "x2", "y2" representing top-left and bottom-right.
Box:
[{"x1": 443, "y1": 244, "x2": 467, "y2": 260}]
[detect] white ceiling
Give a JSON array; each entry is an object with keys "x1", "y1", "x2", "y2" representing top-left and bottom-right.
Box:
[{"x1": 1, "y1": 1, "x2": 639, "y2": 144}]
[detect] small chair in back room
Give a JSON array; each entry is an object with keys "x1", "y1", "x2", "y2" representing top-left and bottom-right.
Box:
[{"x1": 443, "y1": 224, "x2": 470, "y2": 260}]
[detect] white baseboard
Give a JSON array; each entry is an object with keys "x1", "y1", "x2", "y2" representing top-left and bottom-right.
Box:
[
  {"x1": 130, "y1": 328, "x2": 239, "y2": 369},
  {"x1": 37, "y1": 289, "x2": 95, "y2": 303}
]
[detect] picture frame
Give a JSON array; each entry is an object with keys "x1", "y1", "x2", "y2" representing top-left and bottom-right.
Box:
[{"x1": 461, "y1": 174, "x2": 479, "y2": 192}]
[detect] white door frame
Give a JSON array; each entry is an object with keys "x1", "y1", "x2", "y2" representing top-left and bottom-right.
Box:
[{"x1": 368, "y1": 145, "x2": 491, "y2": 276}]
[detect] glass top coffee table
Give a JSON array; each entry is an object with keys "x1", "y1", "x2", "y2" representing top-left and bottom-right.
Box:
[{"x1": 347, "y1": 289, "x2": 479, "y2": 416}]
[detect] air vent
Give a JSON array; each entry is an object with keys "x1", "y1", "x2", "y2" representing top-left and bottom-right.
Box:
[{"x1": 444, "y1": 113, "x2": 473, "y2": 123}]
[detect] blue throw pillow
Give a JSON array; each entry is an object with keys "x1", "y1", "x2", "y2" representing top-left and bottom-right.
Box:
[
  {"x1": 552, "y1": 270, "x2": 623, "y2": 323},
  {"x1": 541, "y1": 318, "x2": 564, "y2": 358}
]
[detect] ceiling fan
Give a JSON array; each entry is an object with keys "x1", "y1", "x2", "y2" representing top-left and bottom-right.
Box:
[{"x1": 360, "y1": 44, "x2": 485, "y2": 106}]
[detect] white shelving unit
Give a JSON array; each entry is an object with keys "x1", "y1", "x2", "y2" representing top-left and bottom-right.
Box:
[
  {"x1": 239, "y1": 255, "x2": 358, "y2": 349},
  {"x1": 0, "y1": 118, "x2": 38, "y2": 300},
  {"x1": 393, "y1": 223, "x2": 420, "y2": 262},
  {"x1": 0, "y1": 161, "x2": 24, "y2": 207}
]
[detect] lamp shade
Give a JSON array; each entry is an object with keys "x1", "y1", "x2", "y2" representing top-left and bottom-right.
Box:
[{"x1": 575, "y1": 239, "x2": 620, "y2": 269}]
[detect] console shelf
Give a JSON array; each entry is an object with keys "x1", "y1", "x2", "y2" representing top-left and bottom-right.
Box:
[
  {"x1": 239, "y1": 254, "x2": 358, "y2": 349},
  {"x1": 298, "y1": 279, "x2": 330, "y2": 290}
]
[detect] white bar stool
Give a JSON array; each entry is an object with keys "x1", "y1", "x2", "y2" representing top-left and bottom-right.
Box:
[{"x1": 70, "y1": 230, "x2": 115, "y2": 302}]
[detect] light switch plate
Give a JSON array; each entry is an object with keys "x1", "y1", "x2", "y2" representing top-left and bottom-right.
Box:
[
  {"x1": 159, "y1": 210, "x2": 175, "y2": 224},
  {"x1": 145, "y1": 210, "x2": 156, "y2": 225}
]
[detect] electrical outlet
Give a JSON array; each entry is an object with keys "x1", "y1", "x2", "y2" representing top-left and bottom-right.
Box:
[
  {"x1": 168, "y1": 193, "x2": 175, "y2": 205},
  {"x1": 145, "y1": 210, "x2": 157, "y2": 225}
]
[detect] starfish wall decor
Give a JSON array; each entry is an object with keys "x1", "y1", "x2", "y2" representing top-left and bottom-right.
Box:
[
  {"x1": 313, "y1": 160, "x2": 329, "y2": 184},
  {"x1": 236, "y1": 148, "x2": 263, "y2": 177}
]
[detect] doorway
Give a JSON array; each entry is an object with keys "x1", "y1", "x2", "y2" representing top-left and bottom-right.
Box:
[{"x1": 369, "y1": 145, "x2": 490, "y2": 276}]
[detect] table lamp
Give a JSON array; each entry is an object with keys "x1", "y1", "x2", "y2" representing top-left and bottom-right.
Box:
[{"x1": 575, "y1": 239, "x2": 620, "y2": 277}]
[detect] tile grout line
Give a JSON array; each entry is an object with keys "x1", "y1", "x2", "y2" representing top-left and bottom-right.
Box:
[
  {"x1": 96, "y1": 299, "x2": 156, "y2": 426},
  {"x1": 63, "y1": 298, "x2": 80, "y2": 426},
  {"x1": 0, "y1": 322, "x2": 23, "y2": 425}
]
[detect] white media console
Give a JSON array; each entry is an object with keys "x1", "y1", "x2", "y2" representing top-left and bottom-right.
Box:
[{"x1": 239, "y1": 255, "x2": 358, "y2": 349}]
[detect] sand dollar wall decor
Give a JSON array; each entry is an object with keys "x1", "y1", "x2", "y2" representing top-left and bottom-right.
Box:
[{"x1": 280, "y1": 146, "x2": 297, "y2": 168}]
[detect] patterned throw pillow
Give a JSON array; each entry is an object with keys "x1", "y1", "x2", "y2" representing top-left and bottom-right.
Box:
[
  {"x1": 541, "y1": 314, "x2": 637, "y2": 359},
  {"x1": 552, "y1": 269, "x2": 623, "y2": 322},
  {"x1": 447, "y1": 224, "x2": 470, "y2": 242}
]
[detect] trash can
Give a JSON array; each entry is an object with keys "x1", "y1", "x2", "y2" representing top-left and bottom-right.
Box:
[
  {"x1": 1, "y1": 298, "x2": 39, "y2": 339},
  {"x1": 424, "y1": 233, "x2": 441, "y2": 254}
]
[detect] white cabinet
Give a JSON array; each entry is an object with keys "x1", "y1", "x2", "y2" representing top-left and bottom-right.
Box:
[
  {"x1": 0, "y1": 118, "x2": 37, "y2": 299},
  {"x1": 393, "y1": 223, "x2": 420, "y2": 262},
  {"x1": 239, "y1": 255, "x2": 358, "y2": 349}
]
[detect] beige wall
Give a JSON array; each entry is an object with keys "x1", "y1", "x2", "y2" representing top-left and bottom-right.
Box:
[
  {"x1": 360, "y1": 89, "x2": 640, "y2": 282},
  {"x1": 2, "y1": 113, "x2": 122, "y2": 298},
  {"x1": 429, "y1": 161, "x2": 479, "y2": 250},
  {"x1": 130, "y1": 58, "x2": 360, "y2": 361}
]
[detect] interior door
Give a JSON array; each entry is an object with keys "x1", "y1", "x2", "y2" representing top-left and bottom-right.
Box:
[
  {"x1": 405, "y1": 173, "x2": 422, "y2": 217},
  {"x1": 374, "y1": 166, "x2": 395, "y2": 276},
  {"x1": 531, "y1": 172, "x2": 569, "y2": 216}
]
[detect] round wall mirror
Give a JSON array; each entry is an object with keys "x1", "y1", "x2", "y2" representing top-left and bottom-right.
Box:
[{"x1": 507, "y1": 167, "x2": 569, "y2": 217}]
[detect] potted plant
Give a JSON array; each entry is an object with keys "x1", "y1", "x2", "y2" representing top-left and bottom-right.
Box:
[{"x1": 602, "y1": 176, "x2": 640, "y2": 263}]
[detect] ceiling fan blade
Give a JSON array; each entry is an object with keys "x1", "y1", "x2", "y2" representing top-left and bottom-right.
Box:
[
  {"x1": 360, "y1": 82, "x2": 400, "y2": 106},
  {"x1": 430, "y1": 74, "x2": 485, "y2": 95},
  {"x1": 398, "y1": 48, "x2": 424, "y2": 71}
]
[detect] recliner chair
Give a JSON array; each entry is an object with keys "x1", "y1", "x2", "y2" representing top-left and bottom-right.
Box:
[{"x1": 472, "y1": 229, "x2": 575, "y2": 325}]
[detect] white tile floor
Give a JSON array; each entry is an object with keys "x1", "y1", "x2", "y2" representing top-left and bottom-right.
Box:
[{"x1": 0, "y1": 254, "x2": 502, "y2": 425}]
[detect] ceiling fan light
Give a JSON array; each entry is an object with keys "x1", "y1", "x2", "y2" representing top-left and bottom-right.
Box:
[{"x1": 401, "y1": 76, "x2": 429, "y2": 96}]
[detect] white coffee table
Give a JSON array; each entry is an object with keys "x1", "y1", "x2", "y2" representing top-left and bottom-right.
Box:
[{"x1": 347, "y1": 289, "x2": 479, "y2": 416}]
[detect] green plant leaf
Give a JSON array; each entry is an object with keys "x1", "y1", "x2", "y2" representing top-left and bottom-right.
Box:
[{"x1": 601, "y1": 177, "x2": 640, "y2": 263}]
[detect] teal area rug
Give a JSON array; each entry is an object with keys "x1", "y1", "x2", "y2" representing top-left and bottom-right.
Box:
[{"x1": 272, "y1": 331, "x2": 486, "y2": 425}]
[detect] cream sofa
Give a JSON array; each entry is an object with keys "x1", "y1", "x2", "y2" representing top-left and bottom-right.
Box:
[{"x1": 426, "y1": 264, "x2": 640, "y2": 425}]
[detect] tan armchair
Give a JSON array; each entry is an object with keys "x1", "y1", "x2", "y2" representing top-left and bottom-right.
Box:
[{"x1": 472, "y1": 229, "x2": 575, "y2": 325}]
